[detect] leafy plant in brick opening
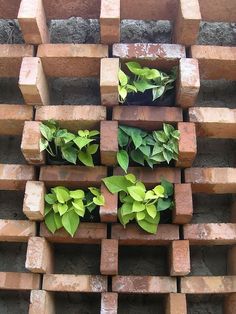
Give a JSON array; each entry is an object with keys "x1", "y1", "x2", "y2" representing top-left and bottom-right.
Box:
[
  {"x1": 102, "y1": 174, "x2": 174, "y2": 234},
  {"x1": 117, "y1": 124, "x2": 180, "y2": 172},
  {"x1": 118, "y1": 61, "x2": 177, "y2": 103},
  {"x1": 44, "y1": 186, "x2": 105, "y2": 237},
  {"x1": 40, "y1": 120, "x2": 99, "y2": 166}
]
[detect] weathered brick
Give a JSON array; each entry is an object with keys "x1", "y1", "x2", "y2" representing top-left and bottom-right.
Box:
[
  {"x1": 176, "y1": 58, "x2": 200, "y2": 107},
  {"x1": 100, "y1": 239, "x2": 118, "y2": 275},
  {"x1": 181, "y1": 276, "x2": 236, "y2": 294},
  {"x1": 18, "y1": 0, "x2": 49, "y2": 44},
  {"x1": 166, "y1": 293, "x2": 187, "y2": 314},
  {"x1": 112, "y1": 276, "x2": 177, "y2": 293},
  {"x1": 199, "y1": 0, "x2": 236, "y2": 22},
  {"x1": 43, "y1": 274, "x2": 107, "y2": 292},
  {"x1": 228, "y1": 246, "x2": 236, "y2": 275},
  {"x1": 101, "y1": 292, "x2": 118, "y2": 314},
  {"x1": 176, "y1": 122, "x2": 197, "y2": 168},
  {"x1": 170, "y1": 240, "x2": 190, "y2": 276},
  {"x1": 39, "y1": 166, "x2": 107, "y2": 188},
  {"x1": 26, "y1": 237, "x2": 53, "y2": 273},
  {"x1": 111, "y1": 224, "x2": 179, "y2": 245},
  {"x1": 189, "y1": 107, "x2": 236, "y2": 139},
  {"x1": 0, "y1": 272, "x2": 40, "y2": 290},
  {"x1": 100, "y1": 121, "x2": 118, "y2": 166},
  {"x1": 184, "y1": 223, "x2": 236, "y2": 245},
  {"x1": 0, "y1": 164, "x2": 36, "y2": 190},
  {"x1": 0, "y1": 104, "x2": 33, "y2": 136},
  {"x1": 173, "y1": 183, "x2": 193, "y2": 224},
  {"x1": 225, "y1": 293, "x2": 236, "y2": 314},
  {"x1": 113, "y1": 106, "x2": 183, "y2": 130},
  {"x1": 19, "y1": 57, "x2": 50, "y2": 105},
  {"x1": 21, "y1": 121, "x2": 45, "y2": 165},
  {"x1": 100, "y1": 183, "x2": 118, "y2": 223},
  {"x1": 0, "y1": 220, "x2": 36, "y2": 242},
  {"x1": 29, "y1": 290, "x2": 55, "y2": 314},
  {"x1": 185, "y1": 168, "x2": 236, "y2": 193},
  {"x1": 40, "y1": 222, "x2": 107, "y2": 244},
  {"x1": 23, "y1": 181, "x2": 45, "y2": 220},
  {"x1": 37, "y1": 44, "x2": 108, "y2": 77},
  {"x1": 100, "y1": 0, "x2": 120, "y2": 44},
  {"x1": 100, "y1": 58, "x2": 119, "y2": 106}
]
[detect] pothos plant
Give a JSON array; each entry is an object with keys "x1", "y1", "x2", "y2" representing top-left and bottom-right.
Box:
[
  {"x1": 102, "y1": 174, "x2": 174, "y2": 234},
  {"x1": 118, "y1": 61, "x2": 177, "y2": 103},
  {"x1": 44, "y1": 186, "x2": 105, "y2": 237},
  {"x1": 40, "y1": 120, "x2": 99, "y2": 167},
  {"x1": 117, "y1": 123, "x2": 180, "y2": 172}
]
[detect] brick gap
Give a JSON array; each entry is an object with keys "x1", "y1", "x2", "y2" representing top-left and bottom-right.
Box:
[
  {"x1": 0, "y1": 135, "x2": 26, "y2": 164},
  {"x1": 0, "y1": 242, "x2": 28, "y2": 272},
  {"x1": 0, "y1": 78, "x2": 24, "y2": 104},
  {"x1": 118, "y1": 294, "x2": 165, "y2": 313},
  {"x1": 0, "y1": 190, "x2": 25, "y2": 220},
  {"x1": 187, "y1": 294, "x2": 224, "y2": 314},
  {"x1": 0, "y1": 291, "x2": 30, "y2": 313}
]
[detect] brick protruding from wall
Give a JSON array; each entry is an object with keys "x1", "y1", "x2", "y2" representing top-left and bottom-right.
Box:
[
  {"x1": 0, "y1": 272, "x2": 40, "y2": 290},
  {"x1": 166, "y1": 293, "x2": 187, "y2": 314},
  {"x1": 100, "y1": 183, "x2": 118, "y2": 223},
  {"x1": 29, "y1": 290, "x2": 55, "y2": 314},
  {"x1": 100, "y1": 121, "x2": 118, "y2": 166},
  {"x1": 100, "y1": 0, "x2": 120, "y2": 44},
  {"x1": 173, "y1": 183, "x2": 193, "y2": 224},
  {"x1": 0, "y1": 219, "x2": 36, "y2": 242},
  {"x1": 100, "y1": 239, "x2": 118, "y2": 275},
  {"x1": 170, "y1": 240, "x2": 190, "y2": 276},
  {"x1": 225, "y1": 294, "x2": 236, "y2": 314},
  {"x1": 101, "y1": 292, "x2": 118, "y2": 314},
  {"x1": 23, "y1": 181, "x2": 45, "y2": 220}
]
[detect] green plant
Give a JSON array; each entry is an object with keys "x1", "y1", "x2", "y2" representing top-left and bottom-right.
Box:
[
  {"x1": 44, "y1": 186, "x2": 105, "y2": 237},
  {"x1": 40, "y1": 120, "x2": 99, "y2": 166},
  {"x1": 102, "y1": 174, "x2": 174, "y2": 234},
  {"x1": 117, "y1": 123, "x2": 180, "y2": 172},
  {"x1": 118, "y1": 62, "x2": 177, "y2": 103}
]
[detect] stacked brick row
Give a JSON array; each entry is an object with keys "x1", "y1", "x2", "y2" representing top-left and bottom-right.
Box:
[{"x1": 0, "y1": 0, "x2": 235, "y2": 313}]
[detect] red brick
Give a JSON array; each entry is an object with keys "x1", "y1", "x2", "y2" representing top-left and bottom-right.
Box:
[
  {"x1": 199, "y1": 0, "x2": 236, "y2": 23},
  {"x1": 0, "y1": 220, "x2": 36, "y2": 242},
  {"x1": 228, "y1": 246, "x2": 236, "y2": 275},
  {"x1": 43, "y1": 274, "x2": 107, "y2": 292},
  {"x1": 112, "y1": 276, "x2": 177, "y2": 293},
  {"x1": 0, "y1": 0, "x2": 21, "y2": 19},
  {"x1": 39, "y1": 166, "x2": 107, "y2": 188},
  {"x1": 23, "y1": 181, "x2": 45, "y2": 220},
  {"x1": 0, "y1": 164, "x2": 36, "y2": 190},
  {"x1": 40, "y1": 222, "x2": 107, "y2": 244},
  {"x1": 100, "y1": 183, "x2": 118, "y2": 223},
  {"x1": 225, "y1": 293, "x2": 236, "y2": 314},
  {"x1": 184, "y1": 223, "x2": 236, "y2": 245},
  {"x1": 111, "y1": 224, "x2": 179, "y2": 245},
  {"x1": 0, "y1": 104, "x2": 33, "y2": 136},
  {"x1": 0, "y1": 272, "x2": 40, "y2": 290},
  {"x1": 100, "y1": 0, "x2": 120, "y2": 44},
  {"x1": 170, "y1": 240, "x2": 190, "y2": 276},
  {"x1": 100, "y1": 121, "x2": 118, "y2": 166},
  {"x1": 29, "y1": 290, "x2": 55, "y2": 314},
  {"x1": 101, "y1": 292, "x2": 118, "y2": 314},
  {"x1": 100, "y1": 239, "x2": 118, "y2": 275},
  {"x1": 185, "y1": 168, "x2": 236, "y2": 193},
  {"x1": 173, "y1": 183, "x2": 193, "y2": 224},
  {"x1": 166, "y1": 293, "x2": 187, "y2": 314},
  {"x1": 189, "y1": 107, "x2": 236, "y2": 139},
  {"x1": 37, "y1": 44, "x2": 108, "y2": 77}
]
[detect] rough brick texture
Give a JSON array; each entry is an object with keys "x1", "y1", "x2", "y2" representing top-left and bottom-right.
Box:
[
  {"x1": 173, "y1": 183, "x2": 193, "y2": 224},
  {"x1": 29, "y1": 290, "x2": 55, "y2": 314},
  {"x1": 225, "y1": 294, "x2": 236, "y2": 314},
  {"x1": 100, "y1": 121, "x2": 118, "y2": 166},
  {"x1": 100, "y1": 239, "x2": 118, "y2": 275},
  {"x1": 101, "y1": 292, "x2": 118, "y2": 314},
  {"x1": 23, "y1": 181, "x2": 45, "y2": 220},
  {"x1": 0, "y1": 220, "x2": 36, "y2": 242},
  {"x1": 170, "y1": 240, "x2": 190, "y2": 276},
  {"x1": 100, "y1": 0, "x2": 120, "y2": 44},
  {"x1": 166, "y1": 293, "x2": 187, "y2": 314},
  {"x1": 100, "y1": 183, "x2": 118, "y2": 223},
  {"x1": 228, "y1": 246, "x2": 236, "y2": 275},
  {"x1": 0, "y1": 272, "x2": 40, "y2": 290}
]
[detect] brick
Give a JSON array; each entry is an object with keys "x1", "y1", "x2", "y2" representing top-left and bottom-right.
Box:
[
  {"x1": 181, "y1": 276, "x2": 236, "y2": 294},
  {"x1": 225, "y1": 293, "x2": 236, "y2": 314},
  {"x1": 0, "y1": 105, "x2": 33, "y2": 136},
  {"x1": 43, "y1": 274, "x2": 107, "y2": 292},
  {"x1": 228, "y1": 246, "x2": 236, "y2": 275},
  {"x1": 173, "y1": 0, "x2": 201, "y2": 46},
  {"x1": 114, "y1": 167, "x2": 181, "y2": 188},
  {"x1": 100, "y1": 121, "x2": 118, "y2": 166},
  {"x1": 111, "y1": 224, "x2": 179, "y2": 245},
  {"x1": 100, "y1": 239, "x2": 118, "y2": 275},
  {"x1": 189, "y1": 107, "x2": 236, "y2": 139},
  {"x1": 23, "y1": 181, "x2": 45, "y2": 220},
  {"x1": 176, "y1": 122, "x2": 197, "y2": 168},
  {"x1": 39, "y1": 166, "x2": 107, "y2": 188},
  {"x1": 0, "y1": 220, "x2": 36, "y2": 242},
  {"x1": 170, "y1": 240, "x2": 190, "y2": 276},
  {"x1": 100, "y1": 183, "x2": 118, "y2": 223},
  {"x1": 113, "y1": 43, "x2": 186, "y2": 70},
  {"x1": 100, "y1": 58, "x2": 119, "y2": 106},
  {"x1": 112, "y1": 106, "x2": 183, "y2": 130},
  {"x1": 184, "y1": 223, "x2": 236, "y2": 245},
  {"x1": 35, "y1": 105, "x2": 106, "y2": 132},
  {"x1": 166, "y1": 293, "x2": 187, "y2": 314},
  {"x1": 199, "y1": 0, "x2": 236, "y2": 22},
  {"x1": 176, "y1": 58, "x2": 200, "y2": 107},
  {"x1": 190, "y1": 45, "x2": 236, "y2": 80},
  {"x1": 173, "y1": 184, "x2": 193, "y2": 224},
  {"x1": 0, "y1": 44, "x2": 33, "y2": 77},
  {"x1": 0, "y1": 164, "x2": 36, "y2": 190},
  {"x1": 19, "y1": 57, "x2": 50, "y2": 105},
  {"x1": 0, "y1": 272, "x2": 40, "y2": 290},
  {"x1": 18, "y1": 0, "x2": 49, "y2": 44},
  {"x1": 29, "y1": 290, "x2": 55, "y2": 314},
  {"x1": 37, "y1": 44, "x2": 108, "y2": 77},
  {"x1": 232, "y1": 201, "x2": 236, "y2": 223},
  {"x1": 101, "y1": 292, "x2": 118, "y2": 314},
  {"x1": 21, "y1": 121, "x2": 45, "y2": 165},
  {"x1": 185, "y1": 168, "x2": 236, "y2": 194},
  {"x1": 0, "y1": 0, "x2": 21, "y2": 19},
  {"x1": 100, "y1": 0, "x2": 120, "y2": 44},
  {"x1": 26, "y1": 237, "x2": 53, "y2": 273},
  {"x1": 112, "y1": 276, "x2": 177, "y2": 293},
  {"x1": 40, "y1": 222, "x2": 107, "y2": 244}
]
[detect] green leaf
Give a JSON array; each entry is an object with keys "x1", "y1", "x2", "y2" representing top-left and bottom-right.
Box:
[
  {"x1": 40, "y1": 123, "x2": 53, "y2": 141},
  {"x1": 73, "y1": 137, "x2": 94, "y2": 149},
  {"x1": 40, "y1": 138, "x2": 48, "y2": 152},
  {"x1": 89, "y1": 130, "x2": 100, "y2": 137},
  {"x1": 131, "y1": 130, "x2": 143, "y2": 149},
  {"x1": 163, "y1": 150, "x2": 173, "y2": 164},
  {"x1": 87, "y1": 144, "x2": 99, "y2": 155},
  {"x1": 153, "y1": 131, "x2": 168, "y2": 143},
  {"x1": 58, "y1": 203, "x2": 68, "y2": 216},
  {"x1": 121, "y1": 202, "x2": 133, "y2": 216},
  {"x1": 126, "y1": 84, "x2": 137, "y2": 93},
  {"x1": 146, "y1": 68, "x2": 160, "y2": 79},
  {"x1": 102, "y1": 176, "x2": 132, "y2": 194},
  {"x1": 163, "y1": 123, "x2": 175, "y2": 136},
  {"x1": 61, "y1": 146, "x2": 77, "y2": 164},
  {"x1": 62, "y1": 132, "x2": 76, "y2": 144},
  {"x1": 78, "y1": 151, "x2": 94, "y2": 167},
  {"x1": 145, "y1": 157, "x2": 154, "y2": 169},
  {"x1": 45, "y1": 211, "x2": 57, "y2": 234},
  {"x1": 125, "y1": 173, "x2": 136, "y2": 184},
  {"x1": 136, "y1": 211, "x2": 146, "y2": 221},
  {"x1": 118, "y1": 208, "x2": 135, "y2": 226},
  {"x1": 146, "y1": 204, "x2": 157, "y2": 219},
  {"x1": 93, "y1": 195, "x2": 105, "y2": 206},
  {"x1": 161, "y1": 180, "x2": 174, "y2": 196},
  {"x1": 172, "y1": 130, "x2": 180, "y2": 140},
  {"x1": 69, "y1": 189, "x2": 85, "y2": 199},
  {"x1": 152, "y1": 143, "x2": 163, "y2": 155},
  {"x1": 127, "y1": 186, "x2": 145, "y2": 202},
  {"x1": 45, "y1": 193, "x2": 57, "y2": 205},
  {"x1": 152, "y1": 86, "x2": 165, "y2": 101},
  {"x1": 72, "y1": 199, "x2": 84, "y2": 211},
  {"x1": 52, "y1": 187, "x2": 70, "y2": 204},
  {"x1": 88, "y1": 187, "x2": 100, "y2": 196},
  {"x1": 130, "y1": 149, "x2": 144, "y2": 166},
  {"x1": 126, "y1": 61, "x2": 141, "y2": 75},
  {"x1": 157, "y1": 198, "x2": 172, "y2": 211},
  {"x1": 117, "y1": 150, "x2": 129, "y2": 173},
  {"x1": 62, "y1": 210, "x2": 80, "y2": 237},
  {"x1": 132, "y1": 201, "x2": 145, "y2": 212},
  {"x1": 44, "y1": 204, "x2": 51, "y2": 215},
  {"x1": 52, "y1": 203, "x2": 59, "y2": 213},
  {"x1": 144, "y1": 190, "x2": 156, "y2": 200},
  {"x1": 123, "y1": 195, "x2": 133, "y2": 203},
  {"x1": 118, "y1": 69, "x2": 128, "y2": 86},
  {"x1": 153, "y1": 185, "x2": 165, "y2": 197},
  {"x1": 137, "y1": 219, "x2": 157, "y2": 234},
  {"x1": 118, "y1": 85, "x2": 128, "y2": 101},
  {"x1": 138, "y1": 145, "x2": 150, "y2": 157},
  {"x1": 145, "y1": 211, "x2": 160, "y2": 224},
  {"x1": 134, "y1": 79, "x2": 157, "y2": 93},
  {"x1": 151, "y1": 153, "x2": 166, "y2": 163},
  {"x1": 72, "y1": 205, "x2": 85, "y2": 217},
  {"x1": 54, "y1": 213, "x2": 63, "y2": 229},
  {"x1": 118, "y1": 128, "x2": 129, "y2": 147}
]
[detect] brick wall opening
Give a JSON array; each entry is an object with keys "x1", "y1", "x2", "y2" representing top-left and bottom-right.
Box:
[
  {"x1": 0, "y1": 190, "x2": 25, "y2": 220},
  {"x1": 187, "y1": 294, "x2": 224, "y2": 314},
  {"x1": 0, "y1": 78, "x2": 24, "y2": 104},
  {"x1": 0, "y1": 242, "x2": 28, "y2": 272},
  {"x1": 0, "y1": 291, "x2": 30, "y2": 313},
  {"x1": 118, "y1": 294, "x2": 165, "y2": 313},
  {"x1": 0, "y1": 136, "x2": 25, "y2": 164}
]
